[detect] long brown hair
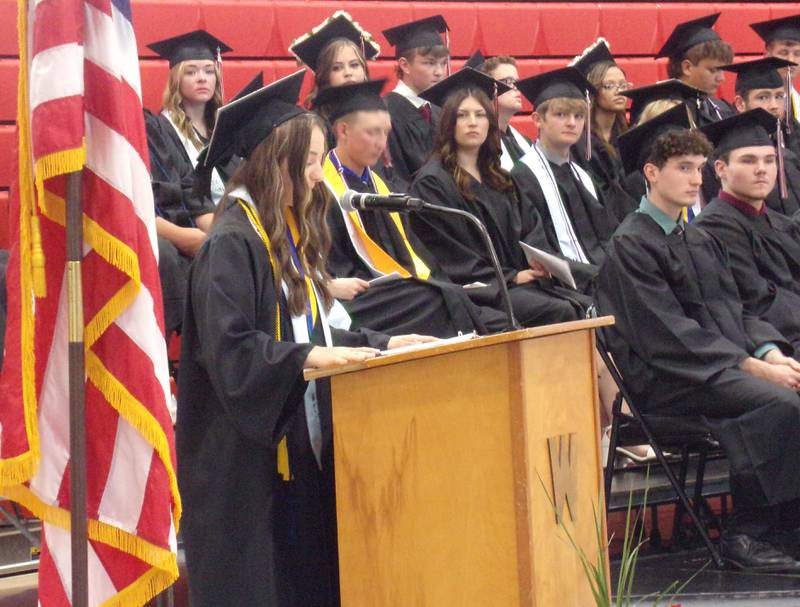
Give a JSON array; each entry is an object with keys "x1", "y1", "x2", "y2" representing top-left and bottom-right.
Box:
[
  {"x1": 223, "y1": 113, "x2": 334, "y2": 317},
  {"x1": 585, "y1": 61, "x2": 628, "y2": 157},
  {"x1": 162, "y1": 60, "x2": 223, "y2": 148},
  {"x1": 305, "y1": 38, "x2": 370, "y2": 110},
  {"x1": 433, "y1": 88, "x2": 516, "y2": 201}
]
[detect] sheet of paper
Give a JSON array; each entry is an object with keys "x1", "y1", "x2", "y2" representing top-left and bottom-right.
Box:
[
  {"x1": 368, "y1": 271, "x2": 403, "y2": 287},
  {"x1": 379, "y1": 332, "x2": 478, "y2": 357},
  {"x1": 519, "y1": 241, "x2": 577, "y2": 290},
  {"x1": 462, "y1": 281, "x2": 489, "y2": 290}
]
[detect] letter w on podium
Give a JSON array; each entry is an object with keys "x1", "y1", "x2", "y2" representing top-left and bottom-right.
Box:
[{"x1": 547, "y1": 432, "x2": 579, "y2": 524}]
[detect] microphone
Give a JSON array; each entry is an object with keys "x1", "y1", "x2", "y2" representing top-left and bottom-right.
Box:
[{"x1": 341, "y1": 190, "x2": 425, "y2": 212}]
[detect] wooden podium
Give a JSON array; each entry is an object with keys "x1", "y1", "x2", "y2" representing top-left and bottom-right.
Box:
[{"x1": 307, "y1": 317, "x2": 614, "y2": 607}]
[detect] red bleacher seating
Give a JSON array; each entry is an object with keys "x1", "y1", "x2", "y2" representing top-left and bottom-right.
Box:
[{"x1": 0, "y1": 0, "x2": 797, "y2": 195}]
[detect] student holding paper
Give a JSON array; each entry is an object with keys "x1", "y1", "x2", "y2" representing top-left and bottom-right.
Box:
[{"x1": 316, "y1": 80, "x2": 507, "y2": 335}]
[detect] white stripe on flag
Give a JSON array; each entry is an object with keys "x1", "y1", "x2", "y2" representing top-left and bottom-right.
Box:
[
  {"x1": 111, "y1": 2, "x2": 143, "y2": 98},
  {"x1": 83, "y1": 2, "x2": 143, "y2": 99},
  {"x1": 29, "y1": 43, "x2": 84, "y2": 110}
]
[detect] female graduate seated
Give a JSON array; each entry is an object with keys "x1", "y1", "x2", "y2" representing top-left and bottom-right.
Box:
[
  {"x1": 144, "y1": 30, "x2": 230, "y2": 335},
  {"x1": 177, "y1": 71, "x2": 433, "y2": 607},
  {"x1": 314, "y1": 79, "x2": 508, "y2": 335},
  {"x1": 408, "y1": 68, "x2": 588, "y2": 328},
  {"x1": 569, "y1": 38, "x2": 638, "y2": 222}
]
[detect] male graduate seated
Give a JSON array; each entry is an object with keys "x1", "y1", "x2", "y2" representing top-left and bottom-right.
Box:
[
  {"x1": 510, "y1": 68, "x2": 618, "y2": 273},
  {"x1": 719, "y1": 57, "x2": 800, "y2": 216},
  {"x1": 381, "y1": 15, "x2": 450, "y2": 184},
  {"x1": 752, "y1": 14, "x2": 800, "y2": 123},
  {"x1": 314, "y1": 80, "x2": 508, "y2": 335},
  {"x1": 476, "y1": 55, "x2": 532, "y2": 169},
  {"x1": 658, "y1": 13, "x2": 735, "y2": 125},
  {"x1": 597, "y1": 125, "x2": 800, "y2": 572},
  {"x1": 693, "y1": 109, "x2": 800, "y2": 352}
]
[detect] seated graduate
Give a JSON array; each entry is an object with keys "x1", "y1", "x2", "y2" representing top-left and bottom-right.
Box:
[
  {"x1": 720, "y1": 57, "x2": 800, "y2": 216},
  {"x1": 510, "y1": 67, "x2": 619, "y2": 270},
  {"x1": 569, "y1": 38, "x2": 637, "y2": 222},
  {"x1": 382, "y1": 15, "x2": 450, "y2": 183},
  {"x1": 475, "y1": 54, "x2": 532, "y2": 169},
  {"x1": 657, "y1": 13, "x2": 735, "y2": 125},
  {"x1": 751, "y1": 14, "x2": 800, "y2": 123},
  {"x1": 144, "y1": 30, "x2": 230, "y2": 335},
  {"x1": 693, "y1": 109, "x2": 800, "y2": 352},
  {"x1": 597, "y1": 125, "x2": 800, "y2": 573},
  {"x1": 408, "y1": 68, "x2": 589, "y2": 327},
  {"x1": 177, "y1": 71, "x2": 432, "y2": 607},
  {"x1": 315, "y1": 79, "x2": 507, "y2": 335}
]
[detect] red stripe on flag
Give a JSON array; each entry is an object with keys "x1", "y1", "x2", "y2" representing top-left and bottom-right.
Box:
[
  {"x1": 90, "y1": 538, "x2": 150, "y2": 594},
  {"x1": 37, "y1": 532, "x2": 73, "y2": 607},
  {"x1": 84, "y1": 381, "x2": 123, "y2": 520},
  {"x1": 84, "y1": 0, "x2": 112, "y2": 17},
  {"x1": 84, "y1": 60, "x2": 149, "y2": 164},
  {"x1": 31, "y1": 0, "x2": 82, "y2": 56},
  {"x1": 136, "y1": 451, "x2": 173, "y2": 548},
  {"x1": 31, "y1": 96, "x2": 84, "y2": 161}
]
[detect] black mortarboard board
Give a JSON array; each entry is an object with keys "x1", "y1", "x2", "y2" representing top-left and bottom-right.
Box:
[
  {"x1": 147, "y1": 30, "x2": 232, "y2": 68},
  {"x1": 570, "y1": 38, "x2": 616, "y2": 78},
  {"x1": 205, "y1": 70, "x2": 307, "y2": 168},
  {"x1": 516, "y1": 67, "x2": 596, "y2": 107},
  {"x1": 313, "y1": 80, "x2": 387, "y2": 123},
  {"x1": 464, "y1": 49, "x2": 485, "y2": 70},
  {"x1": 700, "y1": 108, "x2": 777, "y2": 155},
  {"x1": 751, "y1": 14, "x2": 800, "y2": 44},
  {"x1": 419, "y1": 67, "x2": 511, "y2": 108},
  {"x1": 618, "y1": 103, "x2": 693, "y2": 175},
  {"x1": 289, "y1": 11, "x2": 380, "y2": 73},
  {"x1": 656, "y1": 13, "x2": 722, "y2": 60},
  {"x1": 231, "y1": 73, "x2": 263, "y2": 102},
  {"x1": 721, "y1": 57, "x2": 797, "y2": 95},
  {"x1": 622, "y1": 79, "x2": 706, "y2": 124},
  {"x1": 382, "y1": 15, "x2": 449, "y2": 56}
]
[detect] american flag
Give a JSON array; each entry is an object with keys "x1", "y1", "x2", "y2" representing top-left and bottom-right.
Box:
[{"x1": 0, "y1": 0, "x2": 181, "y2": 603}]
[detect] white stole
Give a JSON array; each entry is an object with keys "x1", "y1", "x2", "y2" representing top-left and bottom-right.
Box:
[
  {"x1": 500, "y1": 125, "x2": 532, "y2": 171},
  {"x1": 792, "y1": 87, "x2": 800, "y2": 123},
  {"x1": 518, "y1": 143, "x2": 595, "y2": 264},
  {"x1": 162, "y1": 110, "x2": 226, "y2": 205}
]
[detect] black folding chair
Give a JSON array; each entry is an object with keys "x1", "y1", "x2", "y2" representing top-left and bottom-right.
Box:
[{"x1": 595, "y1": 329, "x2": 727, "y2": 568}]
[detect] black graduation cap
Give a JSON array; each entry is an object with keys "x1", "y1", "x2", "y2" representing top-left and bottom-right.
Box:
[
  {"x1": 700, "y1": 108, "x2": 777, "y2": 156},
  {"x1": 313, "y1": 79, "x2": 387, "y2": 123},
  {"x1": 205, "y1": 70, "x2": 307, "y2": 168},
  {"x1": 146, "y1": 30, "x2": 232, "y2": 68},
  {"x1": 656, "y1": 13, "x2": 722, "y2": 60},
  {"x1": 382, "y1": 15, "x2": 449, "y2": 56},
  {"x1": 570, "y1": 38, "x2": 616, "y2": 78},
  {"x1": 721, "y1": 57, "x2": 797, "y2": 95},
  {"x1": 516, "y1": 67, "x2": 596, "y2": 107},
  {"x1": 289, "y1": 11, "x2": 380, "y2": 73},
  {"x1": 751, "y1": 14, "x2": 800, "y2": 44},
  {"x1": 418, "y1": 67, "x2": 511, "y2": 108},
  {"x1": 230, "y1": 73, "x2": 263, "y2": 102},
  {"x1": 622, "y1": 79, "x2": 706, "y2": 124},
  {"x1": 464, "y1": 49, "x2": 485, "y2": 70},
  {"x1": 617, "y1": 103, "x2": 693, "y2": 175}
]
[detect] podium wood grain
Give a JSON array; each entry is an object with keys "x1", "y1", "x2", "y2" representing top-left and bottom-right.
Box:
[{"x1": 310, "y1": 318, "x2": 613, "y2": 607}]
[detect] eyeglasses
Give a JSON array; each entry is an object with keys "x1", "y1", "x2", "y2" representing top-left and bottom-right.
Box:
[
  {"x1": 600, "y1": 81, "x2": 633, "y2": 92},
  {"x1": 496, "y1": 77, "x2": 519, "y2": 89}
]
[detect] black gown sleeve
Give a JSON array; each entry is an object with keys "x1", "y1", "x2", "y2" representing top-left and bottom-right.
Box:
[{"x1": 190, "y1": 228, "x2": 314, "y2": 448}]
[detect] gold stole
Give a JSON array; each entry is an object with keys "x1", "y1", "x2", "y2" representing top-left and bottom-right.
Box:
[{"x1": 323, "y1": 154, "x2": 430, "y2": 279}]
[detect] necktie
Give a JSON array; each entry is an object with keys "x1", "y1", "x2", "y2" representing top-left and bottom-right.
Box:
[{"x1": 420, "y1": 103, "x2": 432, "y2": 124}]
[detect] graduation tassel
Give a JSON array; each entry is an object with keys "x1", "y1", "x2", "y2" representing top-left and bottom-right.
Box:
[
  {"x1": 585, "y1": 89, "x2": 592, "y2": 162},
  {"x1": 785, "y1": 68, "x2": 793, "y2": 134},
  {"x1": 445, "y1": 29, "x2": 451, "y2": 76},
  {"x1": 360, "y1": 34, "x2": 367, "y2": 62},
  {"x1": 777, "y1": 118, "x2": 789, "y2": 200},
  {"x1": 493, "y1": 81, "x2": 499, "y2": 121},
  {"x1": 216, "y1": 45, "x2": 225, "y2": 100}
]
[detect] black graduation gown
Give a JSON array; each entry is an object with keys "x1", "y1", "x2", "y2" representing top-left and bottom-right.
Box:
[
  {"x1": 596, "y1": 212, "x2": 800, "y2": 508},
  {"x1": 384, "y1": 92, "x2": 439, "y2": 184},
  {"x1": 511, "y1": 157, "x2": 618, "y2": 268},
  {"x1": 694, "y1": 198, "x2": 800, "y2": 350},
  {"x1": 177, "y1": 200, "x2": 389, "y2": 607},
  {"x1": 409, "y1": 159, "x2": 587, "y2": 328},
  {"x1": 326, "y1": 171, "x2": 504, "y2": 335},
  {"x1": 695, "y1": 95, "x2": 736, "y2": 127},
  {"x1": 766, "y1": 137, "x2": 800, "y2": 217},
  {"x1": 574, "y1": 131, "x2": 638, "y2": 223}
]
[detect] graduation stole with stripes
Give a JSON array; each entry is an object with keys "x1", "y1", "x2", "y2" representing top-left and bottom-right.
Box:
[
  {"x1": 323, "y1": 152, "x2": 430, "y2": 279},
  {"x1": 237, "y1": 198, "x2": 319, "y2": 481}
]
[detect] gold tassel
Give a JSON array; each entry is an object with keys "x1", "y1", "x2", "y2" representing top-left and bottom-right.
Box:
[
  {"x1": 277, "y1": 437, "x2": 290, "y2": 481},
  {"x1": 30, "y1": 212, "x2": 46, "y2": 297}
]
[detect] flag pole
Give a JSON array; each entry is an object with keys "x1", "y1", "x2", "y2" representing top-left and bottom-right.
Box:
[{"x1": 66, "y1": 169, "x2": 88, "y2": 607}]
